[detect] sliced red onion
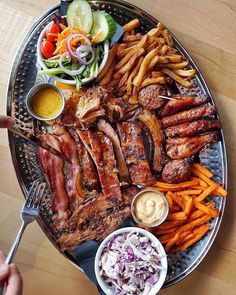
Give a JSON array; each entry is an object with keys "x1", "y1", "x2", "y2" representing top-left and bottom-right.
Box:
[
  {"x1": 58, "y1": 52, "x2": 85, "y2": 76},
  {"x1": 66, "y1": 33, "x2": 91, "y2": 61},
  {"x1": 76, "y1": 44, "x2": 95, "y2": 65}
]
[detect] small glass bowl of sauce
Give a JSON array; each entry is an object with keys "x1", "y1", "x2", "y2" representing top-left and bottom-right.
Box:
[
  {"x1": 131, "y1": 189, "x2": 169, "y2": 227},
  {"x1": 26, "y1": 83, "x2": 65, "y2": 121}
]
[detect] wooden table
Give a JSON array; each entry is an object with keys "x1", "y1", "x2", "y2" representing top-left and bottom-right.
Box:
[{"x1": 0, "y1": 0, "x2": 235, "y2": 294}]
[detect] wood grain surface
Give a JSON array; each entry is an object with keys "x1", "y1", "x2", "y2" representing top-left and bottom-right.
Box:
[{"x1": 0, "y1": 0, "x2": 235, "y2": 294}]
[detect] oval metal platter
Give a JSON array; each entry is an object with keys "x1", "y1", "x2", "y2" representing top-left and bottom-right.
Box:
[{"x1": 7, "y1": 0, "x2": 227, "y2": 288}]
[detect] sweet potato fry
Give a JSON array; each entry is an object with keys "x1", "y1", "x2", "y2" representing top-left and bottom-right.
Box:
[
  {"x1": 154, "y1": 179, "x2": 199, "y2": 190},
  {"x1": 165, "y1": 233, "x2": 180, "y2": 252},
  {"x1": 133, "y1": 48, "x2": 159, "y2": 87},
  {"x1": 195, "y1": 185, "x2": 217, "y2": 202},
  {"x1": 162, "y1": 68, "x2": 192, "y2": 88},
  {"x1": 168, "y1": 212, "x2": 187, "y2": 221},
  {"x1": 176, "y1": 215, "x2": 211, "y2": 234},
  {"x1": 159, "y1": 220, "x2": 184, "y2": 230},
  {"x1": 193, "y1": 163, "x2": 213, "y2": 178},
  {"x1": 165, "y1": 192, "x2": 173, "y2": 211},
  {"x1": 176, "y1": 230, "x2": 192, "y2": 245},
  {"x1": 191, "y1": 177, "x2": 208, "y2": 188},
  {"x1": 194, "y1": 201, "x2": 219, "y2": 218},
  {"x1": 173, "y1": 68, "x2": 196, "y2": 77},
  {"x1": 123, "y1": 18, "x2": 140, "y2": 32},
  {"x1": 184, "y1": 196, "x2": 194, "y2": 216},
  {"x1": 177, "y1": 190, "x2": 202, "y2": 196},
  {"x1": 154, "y1": 226, "x2": 179, "y2": 236},
  {"x1": 167, "y1": 191, "x2": 185, "y2": 210}
]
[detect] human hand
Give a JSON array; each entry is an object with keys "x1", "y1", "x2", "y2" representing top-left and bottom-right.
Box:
[
  {"x1": 0, "y1": 116, "x2": 15, "y2": 128},
  {"x1": 0, "y1": 252, "x2": 23, "y2": 295}
]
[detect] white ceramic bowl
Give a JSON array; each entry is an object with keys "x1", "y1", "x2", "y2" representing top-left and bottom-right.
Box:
[
  {"x1": 36, "y1": 21, "x2": 109, "y2": 85},
  {"x1": 95, "y1": 227, "x2": 168, "y2": 295}
]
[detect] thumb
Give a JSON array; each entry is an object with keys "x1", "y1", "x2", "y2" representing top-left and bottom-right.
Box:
[{"x1": 0, "y1": 264, "x2": 9, "y2": 281}]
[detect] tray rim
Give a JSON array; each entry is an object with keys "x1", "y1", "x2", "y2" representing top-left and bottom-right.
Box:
[{"x1": 6, "y1": 0, "x2": 228, "y2": 288}]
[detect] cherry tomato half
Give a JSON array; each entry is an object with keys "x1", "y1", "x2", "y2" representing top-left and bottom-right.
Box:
[
  {"x1": 46, "y1": 22, "x2": 60, "y2": 43},
  {"x1": 41, "y1": 39, "x2": 56, "y2": 59}
]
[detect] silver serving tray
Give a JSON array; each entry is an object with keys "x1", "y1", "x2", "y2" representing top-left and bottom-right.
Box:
[{"x1": 7, "y1": 0, "x2": 228, "y2": 288}]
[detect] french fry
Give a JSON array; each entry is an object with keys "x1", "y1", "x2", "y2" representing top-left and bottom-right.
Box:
[
  {"x1": 195, "y1": 185, "x2": 217, "y2": 202},
  {"x1": 123, "y1": 18, "x2": 140, "y2": 32},
  {"x1": 165, "y1": 55, "x2": 184, "y2": 63},
  {"x1": 147, "y1": 36, "x2": 166, "y2": 46},
  {"x1": 172, "y1": 204, "x2": 181, "y2": 212},
  {"x1": 176, "y1": 224, "x2": 210, "y2": 251},
  {"x1": 114, "y1": 48, "x2": 138, "y2": 71},
  {"x1": 99, "y1": 61, "x2": 115, "y2": 86},
  {"x1": 127, "y1": 57, "x2": 144, "y2": 95},
  {"x1": 194, "y1": 201, "x2": 219, "y2": 218},
  {"x1": 162, "y1": 68, "x2": 192, "y2": 88},
  {"x1": 160, "y1": 44, "x2": 168, "y2": 55},
  {"x1": 147, "y1": 22, "x2": 165, "y2": 37},
  {"x1": 154, "y1": 179, "x2": 199, "y2": 190},
  {"x1": 158, "y1": 61, "x2": 189, "y2": 69},
  {"x1": 117, "y1": 71, "x2": 129, "y2": 89},
  {"x1": 165, "y1": 233, "x2": 180, "y2": 252},
  {"x1": 146, "y1": 41, "x2": 159, "y2": 53},
  {"x1": 161, "y1": 29, "x2": 174, "y2": 46},
  {"x1": 147, "y1": 56, "x2": 159, "y2": 71},
  {"x1": 106, "y1": 79, "x2": 119, "y2": 87},
  {"x1": 166, "y1": 193, "x2": 174, "y2": 211},
  {"x1": 177, "y1": 190, "x2": 203, "y2": 196},
  {"x1": 96, "y1": 43, "x2": 119, "y2": 82},
  {"x1": 123, "y1": 33, "x2": 143, "y2": 42},
  {"x1": 173, "y1": 68, "x2": 196, "y2": 77},
  {"x1": 140, "y1": 77, "x2": 166, "y2": 88},
  {"x1": 184, "y1": 196, "x2": 194, "y2": 216},
  {"x1": 117, "y1": 46, "x2": 135, "y2": 58},
  {"x1": 116, "y1": 48, "x2": 145, "y2": 75},
  {"x1": 193, "y1": 163, "x2": 213, "y2": 178},
  {"x1": 133, "y1": 48, "x2": 159, "y2": 87},
  {"x1": 168, "y1": 212, "x2": 187, "y2": 221}
]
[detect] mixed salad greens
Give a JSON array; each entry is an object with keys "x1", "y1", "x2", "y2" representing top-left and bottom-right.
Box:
[
  {"x1": 100, "y1": 231, "x2": 165, "y2": 295},
  {"x1": 39, "y1": 0, "x2": 116, "y2": 89}
]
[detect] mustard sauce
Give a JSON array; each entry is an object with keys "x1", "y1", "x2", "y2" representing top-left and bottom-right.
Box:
[
  {"x1": 31, "y1": 87, "x2": 62, "y2": 118},
  {"x1": 134, "y1": 191, "x2": 166, "y2": 224}
]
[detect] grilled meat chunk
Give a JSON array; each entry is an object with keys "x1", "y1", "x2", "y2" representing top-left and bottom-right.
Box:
[
  {"x1": 98, "y1": 119, "x2": 129, "y2": 183},
  {"x1": 88, "y1": 131, "x2": 122, "y2": 201},
  {"x1": 166, "y1": 132, "x2": 219, "y2": 159},
  {"x1": 165, "y1": 119, "x2": 221, "y2": 138},
  {"x1": 162, "y1": 159, "x2": 191, "y2": 183},
  {"x1": 138, "y1": 84, "x2": 167, "y2": 110},
  {"x1": 117, "y1": 122, "x2": 154, "y2": 185},
  {"x1": 160, "y1": 94, "x2": 208, "y2": 117},
  {"x1": 162, "y1": 104, "x2": 216, "y2": 127},
  {"x1": 139, "y1": 109, "x2": 163, "y2": 173},
  {"x1": 38, "y1": 134, "x2": 69, "y2": 229}
]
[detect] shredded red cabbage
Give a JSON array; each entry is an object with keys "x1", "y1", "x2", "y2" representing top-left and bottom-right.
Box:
[{"x1": 99, "y1": 231, "x2": 165, "y2": 295}]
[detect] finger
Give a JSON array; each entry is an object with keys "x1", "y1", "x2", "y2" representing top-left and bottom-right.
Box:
[
  {"x1": 0, "y1": 251, "x2": 6, "y2": 264},
  {"x1": 6, "y1": 264, "x2": 23, "y2": 295},
  {"x1": 0, "y1": 251, "x2": 9, "y2": 281},
  {"x1": 0, "y1": 116, "x2": 15, "y2": 128}
]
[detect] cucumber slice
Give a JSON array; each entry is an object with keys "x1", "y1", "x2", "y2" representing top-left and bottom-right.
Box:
[
  {"x1": 90, "y1": 11, "x2": 116, "y2": 43},
  {"x1": 66, "y1": 0, "x2": 93, "y2": 34}
]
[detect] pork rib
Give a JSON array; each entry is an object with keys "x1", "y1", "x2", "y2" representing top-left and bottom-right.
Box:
[
  {"x1": 165, "y1": 119, "x2": 221, "y2": 138},
  {"x1": 88, "y1": 131, "x2": 122, "y2": 201},
  {"x1": 53, "y1": 124, "x2": 84, "y2": 208},
  {"x1": 166, "y1": 132, "x2": 219, "y2": 159},
  {"x1": 162, "y1": 104, "x2": 216, "y2": 127},
  {"x1": 117, "y1": 122, "x2": 154, "y2": 185},
  {"x1": 98, "y1": 119, "x2": 130, "y2": 183},
  {"x1": 38, "y1": 134, "x2": 69, "y2": 229},
  {"x1": 160, "y1": 94, "x2": 208, "y2": 117},
  {"x1": 139, "y1": 109, "x2": 163, "y2": 173}
]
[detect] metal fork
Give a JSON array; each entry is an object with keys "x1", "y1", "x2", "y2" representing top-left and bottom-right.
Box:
[{"x1": 0, "y1": 180, "x2": 45, "y2": 295}]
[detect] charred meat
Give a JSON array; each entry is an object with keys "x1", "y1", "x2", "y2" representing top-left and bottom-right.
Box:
[
  {"x1": 138, "y1": 84, "x2": 167, "y2": 110},
  {"x1": 117, "y1": 122, "x2": 154, "y2": 185},
  {"x1": 162, "y1": 159, "x2": 191, "y2": 183}
]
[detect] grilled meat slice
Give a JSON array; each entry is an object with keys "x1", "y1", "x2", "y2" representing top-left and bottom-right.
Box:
[
  {"x1": 162, "y1": 159, "x2": 191, "y2": 183},
  {"x1": 162, "y1": 104, "x2": 216, "y2": 127},
  {"x1": 139, "y1": 109, "x2": 163, "y2": 173},
  {"x1": 166, "y1": 132, "x2": 219, "y2": 159},
  {"x1": 98, "y1": 119, "x2": 130, "y2": 183},
  {"x1": 138, "y1": 84, "x2": 167, "y2": 110},
  {"x1": 38, "y1": 134, "x2": 69, "y2": 229},
  {"x1": 165, "y1": 119, "x2": 221, "y2": 138},
  {"x1": 53, "y1": 124, "x2": 84, "y2": 206},
  {"x1": 117, "y1": 122, "x2": 154, "y2": 185},
  {"x1": 69, "y1": 130, "x2": 99, "y2": 195},
  {"x1": 122, "y1": 186, "x2": 140, "y2": 206},
  {"x1": 58, "y1": 196, "x2": 130, "y2": 251},
  {"x1": 160, "y1": 94, "x2": 208, "y2": 117},
  {"x1": 88, "y1": 131, "x2": 122, "y2": 201}
]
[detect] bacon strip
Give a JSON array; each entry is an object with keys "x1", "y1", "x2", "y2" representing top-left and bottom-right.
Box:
[
  {"x1": 53, "y1": 124, "x2": 84, "y2": 208},
  {"x1": 98, "y1": 119, "x2": 130, "y2": 183},
  {"x1": 38, "y1": 134, "x2": 69, "y2": 229},
  {"x1": 139, "y1": 109, "x2": 163, "y2": 173},
  {"x1": 160, "y1": 94, "x2": 208, "y2": 117},
  {"x1": 165, "y1": 119, "x2": 221, "y2": 138},
  {"x1": 162, "y1": 104, "x2": 216, "y2": 127},
  {"x1": 117, "y1": 122, "x2": 154, "y2": 185}
]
